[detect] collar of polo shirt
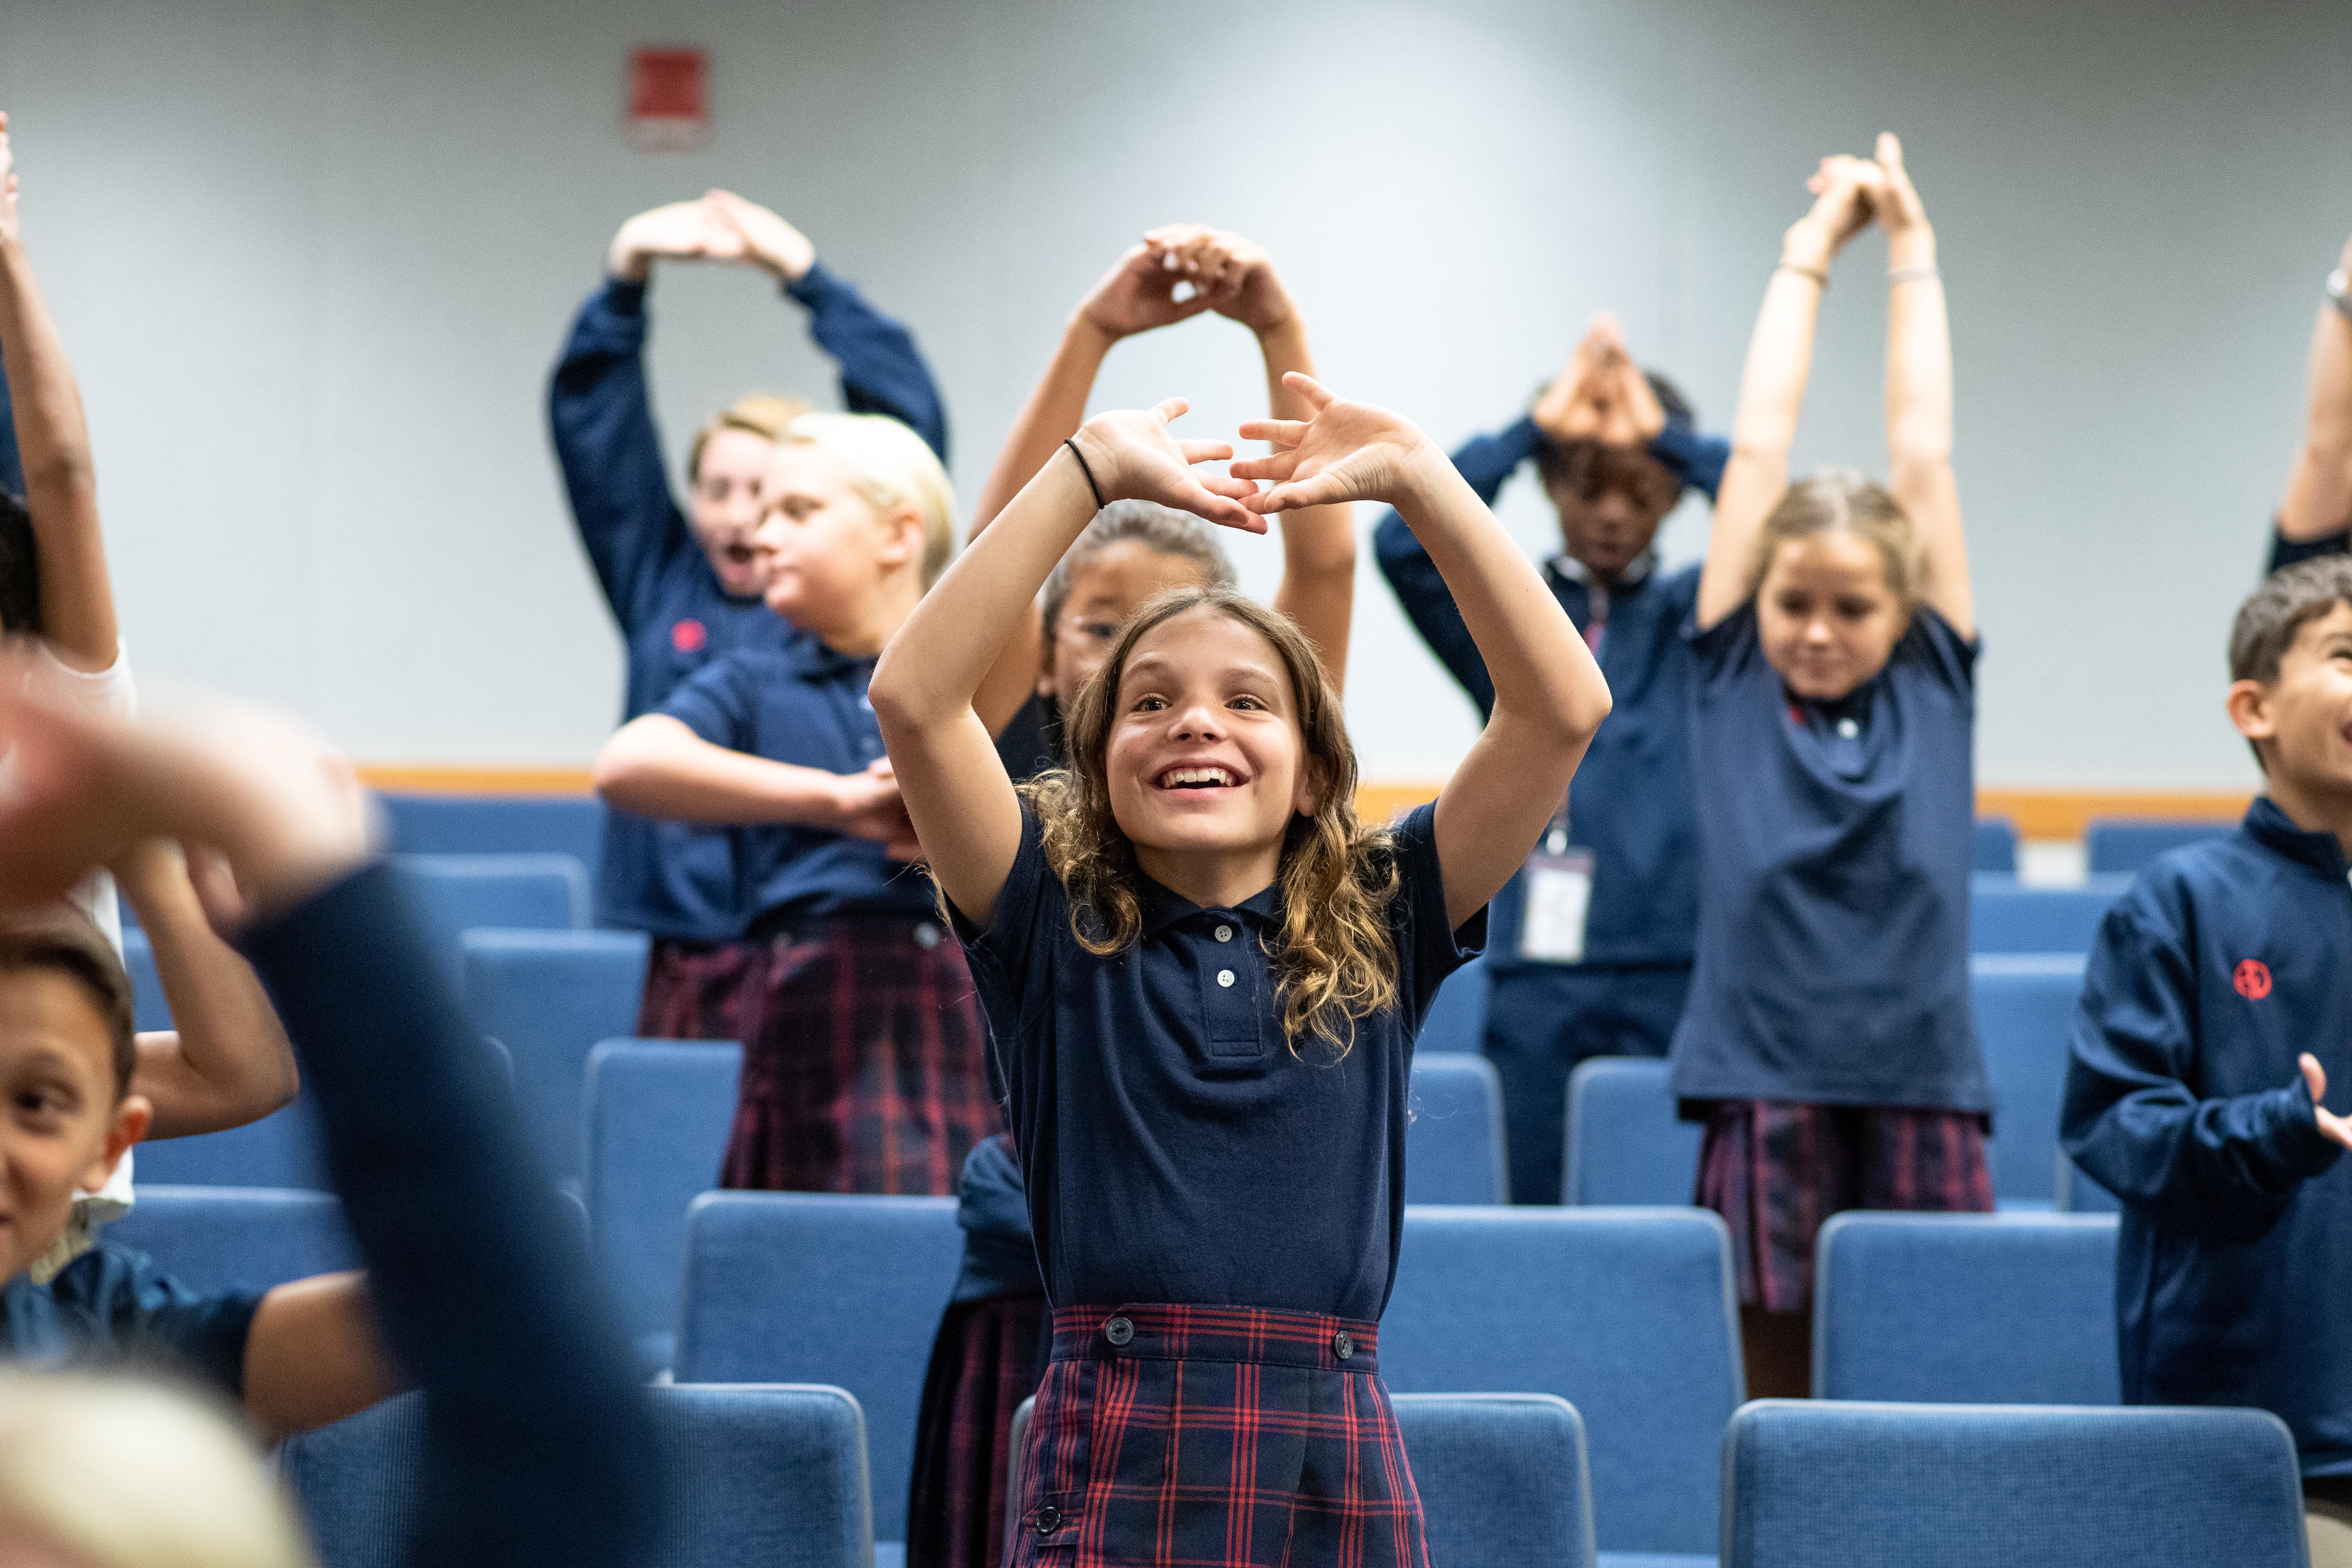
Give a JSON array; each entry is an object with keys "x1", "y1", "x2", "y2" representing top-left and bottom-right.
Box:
[{"x1": 1134, "y1": 873, "x2": 1287, "y2": 940}]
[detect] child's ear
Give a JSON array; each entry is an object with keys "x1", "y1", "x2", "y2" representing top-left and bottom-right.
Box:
[
  {"x1": 2226, "y1": 678, "x2": 2278, "y2": 747},
  {"x1": 1292, "y1": 756, "x2": 1326, "y2": 819},
  {"x1": 81, "y1": 1092, "x2": 152, "y2": 1193},
  {"x1": 876, "y1": 504, "x2": 924, "y2": 575}
]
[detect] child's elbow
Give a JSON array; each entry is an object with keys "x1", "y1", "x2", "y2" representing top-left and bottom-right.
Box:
[
  {"x1": 591, "y1": 724, "x2": 661, "y2": 808},
  {"x1": 1567, "y1": 682, "x2": 1613, "y2": 743}
]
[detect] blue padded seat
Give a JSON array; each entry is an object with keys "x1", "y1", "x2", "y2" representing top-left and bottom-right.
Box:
[
  {"x1": 1402, "y1": 1052, "x2": 1508, "y2": 1204},
  {"x1": 2055, "y1": 1151, "x2": 2124, "y2": 1213},
  {"x1": 1971, "y1": 953, "x2": 2088, "y2": 1204},
  {"x1": 460, "y1": 929, "x2": 650, "y2": 1179},
  {"x1": 1973, "y1": 816, "x2": 2020, "y2": 874},
  {"x1": 1721, "y1": 1401, "x2": 2305, "y2": 1568},
  {"x1": 119, "y1": 929, "x2": 170, "y2": 1031},
  {"x1": 103, "y1": 1185, "x2": 358, "y2": 1293},
  {"x1": 377, "y1": 792, "x2": 605, "y2": 884},
  {"x1": 130, "y1": 1100, "x2": 332, "y2": 1190},
  {"x1": 1417, "y1": 955, "x2": 1488, "y2": 1057},
  {"x1": 388, "y1": 854, "x2": 590, "y2": 984},
  {"x1": 1381, "y1": 1206, "x2": 1740, "y2": 1559},
  {"x1": 1812, "y1": 1211, "x2": 2118, "y2": 1404},
  {"x1": 282, "y1": 1383, "x2": 873, "y2": 1568},
  {"x1": 1969, "y1": 874, "x2": 2131, "y2": 955},
  {"x1": 677, "y1": 1193, "x2": 964, "y2": 1548},
  {"x1": 1393, "y1": 1393, "x2": 1597, "y2": 1568},
  {"x1": 2084, "y1": 818, "x2": 2233, "y2": 877},
  {"x1": 1563, "y1": 1057, "x2": 1700, "y2": 1207}
]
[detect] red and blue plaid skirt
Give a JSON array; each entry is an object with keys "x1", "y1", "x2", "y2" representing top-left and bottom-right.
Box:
[
  {"x1": 718, "y1": 917, "x2": 999, "y2": 1197},
  {"x1": 909, "y1": 1291, "x2": 1051, "y2": 1568},
  {"x1": 1010, "y1": 1304, "x2": 1430, "y2": 1568},
  {"x1": 637, "y1": 937, "x2": 766, "y2": 1044},
  {"x1": 1696, "y1": 1098, "x2": 1994, "y2": 1314}
]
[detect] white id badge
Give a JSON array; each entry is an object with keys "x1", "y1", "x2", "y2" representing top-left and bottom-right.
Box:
[{"x1": 1519, "y1": 848, "x2": 1595, "y2": 963}]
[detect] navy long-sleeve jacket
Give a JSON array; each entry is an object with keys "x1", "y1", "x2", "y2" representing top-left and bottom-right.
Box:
[
  {"x1": 1372, "y1": 414, "x2": 1728, "y2": 971},
  {"x1": 548, "y1": 266, "x2": 947, "y2": 938},
  {"x1": 2061, "y1": 799, "x2": 2352, "y2": 1474}
]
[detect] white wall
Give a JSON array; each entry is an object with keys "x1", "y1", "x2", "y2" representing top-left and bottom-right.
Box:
[{"x1": 3, "y1": 0, "x2": 2348, "y2": 785}]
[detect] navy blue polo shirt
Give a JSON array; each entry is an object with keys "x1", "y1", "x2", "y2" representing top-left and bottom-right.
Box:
[
  {"x1": 1668, "y1": 601, "x2": 1991, "y2": 1112},
  {"x1": 2268, "y1": 520, "x2": 2349, "y2": 575},
  {"x1": 954, "y1": 802, "x2": 1482, "y2": 1321},
  {"x1": 4, "y1": 1245, "x2": 259, "y2": 1397},
  {"x1": 661, "y1": 643, "x2": 936, "y2": 931},
  {"x1": 2061, "y1": 799, "x2": 2352, "y2": 1474}
]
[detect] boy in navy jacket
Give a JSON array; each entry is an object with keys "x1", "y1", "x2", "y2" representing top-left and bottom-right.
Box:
[{"x1": 2063, "y1": 555, "x2": 2352, "y2": 1561}]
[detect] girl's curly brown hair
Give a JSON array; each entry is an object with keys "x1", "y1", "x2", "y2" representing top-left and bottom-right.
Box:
[{"x1": 1021, "y1": 585, "x2": 1399, "y2": 1058}]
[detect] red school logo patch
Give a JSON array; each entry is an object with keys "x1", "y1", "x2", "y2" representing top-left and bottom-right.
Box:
[
  {"x1": 671, "y1": 618, "x2": 708, "y2": 653},
  {"x1": 2233, "y1": 959, "x2": 2273, "y2": 1000}
]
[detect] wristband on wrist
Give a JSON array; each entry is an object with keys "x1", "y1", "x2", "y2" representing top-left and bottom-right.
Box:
[
  {"x1": 2328, "y1": 268, "x2": 2352, "y2": 323},
  {"x1": 1888, "y1": 264, "x2": 1941, "y2": 285},
  {"x1": 1776, "y1": 262, "x2": 1829, "y2": 287},
  {"x1": 1063, "y1": 438, "x2": 1108, "y2": 511}
]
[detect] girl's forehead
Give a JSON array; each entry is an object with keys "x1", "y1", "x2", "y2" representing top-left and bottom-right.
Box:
[
  {"x1": 1121, "y1": 608, "x2": 1291, "y2": 688},
  {"x1": 1765, "y1": 531, "x2": 1891, "y2": 587},
  {"x1": 761, "y1": 442, "x2": 860, "y2": 499}
]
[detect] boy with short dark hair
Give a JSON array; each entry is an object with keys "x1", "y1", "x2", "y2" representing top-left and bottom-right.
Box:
[{"x1": 2062, "y1": 554, "x2": 2352, "y2": 1566}]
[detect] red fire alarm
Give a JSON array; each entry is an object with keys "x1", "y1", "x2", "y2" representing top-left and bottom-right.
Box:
[{"x1": 626, "y1": 47, "x2": 709, "y2": 152}]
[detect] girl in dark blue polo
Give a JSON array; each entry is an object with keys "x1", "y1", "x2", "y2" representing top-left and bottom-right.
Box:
[
  {"x1": 1672, "y1": 137, "x2": 1994, "y2": 1398},
  {"x1": 872, "y1": 377, "x2": 1610, "y2": 1568}
]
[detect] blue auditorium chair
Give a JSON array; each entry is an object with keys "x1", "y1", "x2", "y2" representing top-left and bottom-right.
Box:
[
  {"x1": 130, "y1": 1100, "x2": 332, "y2": 1189},
  {"x1": 283, "y1": 1383, "x2": 874, "y2": 1568},
  {"x1": 1812, "y1": 1211, "x2": 2118, "y2": 1404},
  {"x1": 2055, "y1": 1151, "x2": 2124, "y2": 1213},
  {"x1": 388, "y1": 853, "x2": 590, "y2": 983},
  {"x1": 119, "y1": 928, "x2": 170, "y2": 1031},
  {"x1": 1404, "y1": 1052, "x2": 1508, "y2": 1204},
  {"x1": 2084, "y1": 818, "x2": 2233, "y2": 876},
  {"x1": 676, "y1": 1193, "x2": 964, "y2": 1552},
  {"x1": 1969, "y1": 874, "x2": 2131, "y2": 954},
  {"x1": 1973, "y1": 815, "x2": 2020, "y2": 874},
  {"x1": 1381, "y1": 1206, "x2": 1738, "y2": 1564},
  {"x1": 460, "y1": 929, "x2": 650, "y2": 1179},
  {"x1": 1393, "y1": 1393, "x2": 1597, "y2": 1568},
  {"x1": 1563, "y1": 1057, "x2": 1700, "y2": 1207},
  {"x1": 1971, "y1": 953, "x2": 2088, "y2": 1204},
  {"x1": 1417, "y1": 954, "x2": 1488, "y2": 1057},
  {"x1": 1721, "y1": 1402, "x2": 2306, "y2": 1568},
  {"x1": 377, "y1": 791, "x2": 605, "y2": 885},
  {"x1": 103, "y1": 1185, "x2": 358, "y2": 1292},
  {"x1": 583, "y1": 1038, "x2": 743, "y2": 1366}
]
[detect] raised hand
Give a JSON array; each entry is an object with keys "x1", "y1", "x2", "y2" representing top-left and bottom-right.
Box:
[
  {"x1": 1066, "y1": 397, "x2": 1263, "y2": 532},
  {"x1": 704, "y1": 189, "x2": 816, "y2": 283},
  {"x1": 1234, "y1": 373, "x2": 1439, "y2": 515},
  {"x1": 1530, "y1": 324, "x2": 1608, "y2": 443},
  {"x1": 1869, "y1": 133, "x2": 1930, "y2": 240},
  {"x1": 1592, "y1": 315, "x2": 1668, "y2": 443},
  {"x1": 1158, "y1": 226, "x2": 1295, "y2": 336},
  {"x1": 0, "y1": 112, "x2": 20, "y2": 250},
  {"x1": 1786, "y1": 153, "x2": 1883, "y2": 273},
  {"x1": 1076, "y1": 234, "x2": 1212, "y2": 340},
  {"x1": 2300, "y1": 1055, "x2": 2352, "y2": 1151},
  {"x1": 604, "y1": 198, "x2": 746, "y2": 283}
]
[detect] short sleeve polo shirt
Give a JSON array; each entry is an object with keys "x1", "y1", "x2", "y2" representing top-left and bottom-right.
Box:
[
  {"x1": 954, "y1": 802, "x2": 1482, "y2": 1321},
  {"x1": 4, "y1": 1245, "x2": 260, "y2": 1398}
]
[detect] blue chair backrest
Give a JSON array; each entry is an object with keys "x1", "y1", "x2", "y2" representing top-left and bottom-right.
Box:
[
  {"x1": 1813, "y1": 1212, "x2": 2119, "y2": 1404},
  {"x1": 677, "y1": 1193, "x2": 964, "y2": 1546},
  {"x1": 1722, "y1": 1401, "x2": 2306, "y2": 1568},
  {"x1": 1971, "y1": 954, "x2": 2088, "y2": 1203},
  {"x1": 1381, "y1": 1206, "x2": 1740, "y2": 1555},
  {"x1": 103, "y1": 1185, "x2": 358, "y2": 1292},
  {"x1": 584, "y1": 1039, "x2": 743, "y2": 1364},
  {"x1": 2055, "y1": 1151, "x2": 2124, "y2": 1213},
  {"x1": 1563, "y1": 1057, "x2": 1700, "y2": 1206},
  {"x1": 389, "y1": 854, "x2": 590, "y2": 984},
  {"x1": 282, "y1": 1383, "x2": 874, "y2": 1568},
  {"x1": 1404, "y1": 1052, "x2": 1507, "y2": 1205},
  {"x1": 378, "y1": 792, "x2": 605, "y2": 884},
  {"x1": 130, "y1": 1101, "x2": 332, "y2": 1189},
  {"x1": 1969, "y1": 874, "x2": 2131, "y2": 955},
  {"x1": 2084, "y1": 818, "x2": 2233, "y2": 877},
  {"x1": 1392, "y1": 1393, "x2": 1596, "y2": 1568},
  {"x1": 1973, "y1": 816, "x2": 2020, "y2": 874},
  {"x1": 119, "y1": 929, "x2": 170, "y2": 1031},
  {"x1": 1417, "y1": 955, "x2": 1488, "y2": 1057},
  {"x1": 460, "y1": 929, "x2": 650, "y2": 1179}
]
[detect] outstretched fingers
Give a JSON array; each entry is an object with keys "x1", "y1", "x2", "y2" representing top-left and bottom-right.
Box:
[
  {"x1": 1236, "y1": 417, "x2": 1308, "y2": 450},
  {"x1": 1242, "y1": 471, "x2": 1351, "y2": 517},
  {"x1": 1277, "y1": 371, "x2": 1335, "y2": 410}
]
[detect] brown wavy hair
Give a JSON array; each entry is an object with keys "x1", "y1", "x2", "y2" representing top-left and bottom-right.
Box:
[{"x1": 1023, "y1": 586, "x2": 1399, "y2": 1058}]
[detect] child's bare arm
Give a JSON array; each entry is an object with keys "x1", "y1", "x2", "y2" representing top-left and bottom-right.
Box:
[
  {"x1": 0, "y1": 113, "x2": 118, "y2": 671},
  {"x1": 593, "y1": 715, "x2": 916, "y2": 855},
  {"x1": 243, "y1": 1272, "x2": 403, "y2": 1436},
  {"x1": 873, "y1": 401, "x2": 1259, "y2": 928},
  {"x1": 115, "y1": 840, "x2": 299, "y2": 1139},
  {"x1": 1698, "y1": 156, "x2": 1881, "y2": 631},
  {"x1": 1237, "y1": 376, "x2": 1610, "y2": 931},
  {"x1": 1876, "y1": 134, "x2": 1972, "y2": 639},
  {"x1": 2280, "y1": 231, "x2": 2352, "y2": 543}
]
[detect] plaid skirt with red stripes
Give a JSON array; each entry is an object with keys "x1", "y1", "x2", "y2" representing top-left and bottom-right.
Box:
[
  {"x1": 1010, "y1": 1304, "x2": 1430, "y2": 1568},
  {"x1": 636, "y1": 937, "x2": 765, "y2": 1044},
  {"x1": 909, "y1": 1291, "x2": 1051, "y2": 1568},
  {"x1": 719, "y1": 917, "x2": 999, "y2": 1197},
  {"x1": 1695, "y1": 1099, "x2": 1994, "y2": 1314}
]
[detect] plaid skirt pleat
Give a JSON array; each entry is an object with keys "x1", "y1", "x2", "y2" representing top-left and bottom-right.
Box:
[
  {"x1": 1695, "y1": 1099, "x2": 1994, "y2": 1313},
  {"x1": 720, "y1": 918, "x2": 999, "y2": 1196},
  {"x1": 1010, "y1": 1304, "x2": 1430, "y2": 1568},
  {"x1": 636, "y1": 937, "x2": 766, "y2": 1044},
  {"x1": 908, "y1": 1291, "x2": 1051, "y2": 1568}
]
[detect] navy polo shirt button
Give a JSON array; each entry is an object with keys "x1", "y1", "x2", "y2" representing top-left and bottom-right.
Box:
[
  {"x1": 1217, "y1": 969, "x2": 1235, "y2": 988},
  {"x1": 1035, "y1": 1505, "x2": 1063, "y2": 1536},
  {"x1": 1214, "y1": 924, "x2": 1233, "y2": 942},
  {"x1": 1333, "y1": 1330, "x2": 1354, "y2": 1360},
  {"x1": 1104, "y1": 1315, "x2": 1134, "y2": 1347}
]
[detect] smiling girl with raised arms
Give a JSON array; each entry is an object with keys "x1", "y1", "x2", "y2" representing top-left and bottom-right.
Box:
[{"x1": 869, "y1": 376, "x2": 1608, "y2": 1568}]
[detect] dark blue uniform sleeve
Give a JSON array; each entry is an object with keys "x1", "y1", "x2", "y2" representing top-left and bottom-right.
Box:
[
  {"x1": 547, "y1": 277, "x2": 694, "y2": 635},
  {"x1": 46, "y1": 1248, "x2": 262, "y2": 1395},
  {"x1": 2268, "y1": 520, "x2": 2350, "y2": 575},
  {"x1": 660, "y1": 652, "x2": 760, "y2": 751},
  {"x1": 1391, "y1": 802, "x2": 1487, "y2": 1033},
  {"x1": 241, "y1": 863, "x2": 658, "y2": 1568},
  {"x1": 786, "y1": 263, "x2": 949, "y2": 462},
  {"x1": 2061, "y1": 897, "x2": 2343, "y2": 1245},
  {"x1": 0, "y1": 353, "x2": 22, "y2": 496},
  {"x1": 1647, "y1": 421, "x2": 1730, "y2": 502}
]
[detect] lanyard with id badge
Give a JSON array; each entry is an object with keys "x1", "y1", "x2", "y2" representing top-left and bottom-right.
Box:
[{"x1": 1520, "y1": 797, "x2": 1594, "y2": 963}]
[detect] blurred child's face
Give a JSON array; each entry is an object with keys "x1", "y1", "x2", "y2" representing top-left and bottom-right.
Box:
[
  {"x1": 754, "y1": 446, "x2": 919, "y2": 640},
  {"x1": 0, "y1": 969, "x2": 146, "y2": 1284},
  {"x1": 1756, "y1": 533, "x2": 1908, "y2": 702},
  {"x1": 689, "y1": 428, "x2": 776, "y2": 598},
  {"x1": 2231, "y1": 602, "x2": 2352, "y2": 799},
  {"x1": 1105, "y1": 607, "x2": 1317, "y2": 877},
  {"x1": 1042, "y1": 544, "x2": 1214, "y2": 704},
  {"x1": 1544, "y1": 451, "x2": 1680, "y2": 583}
]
